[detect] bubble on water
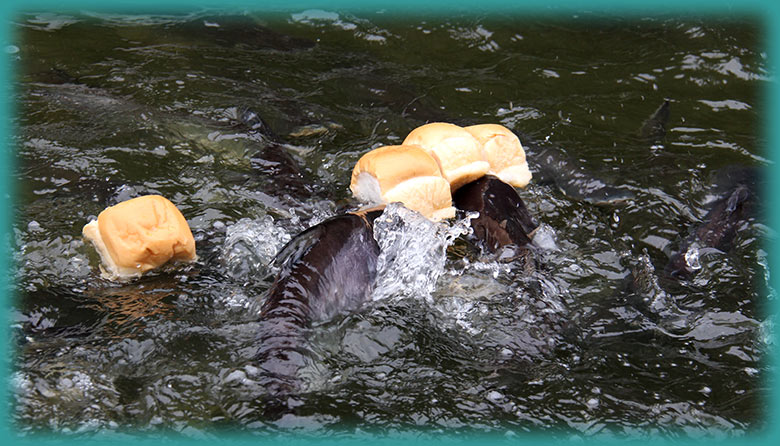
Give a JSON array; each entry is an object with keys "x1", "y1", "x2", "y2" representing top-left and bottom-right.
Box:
[
  {"x1": 221, "y1": 216, "x2": 291, "y2": 281},
  {"x1": 221, "y1": 290, "x2": 259, "y2": 313},
  {"x1": 611, "y1": 211, "x2": 620, "y2": 229},
  {"x1": 432, "y1": 295, "x2": 483, "y2": 335},
  {"x1": 684, "y1": 243, "x2": 702, "y2": 271},
  {"x1": 57, "y1": 371, "x2": 94, "y2": 398},
  {"x1": 27, "y1": 220, "x2": 42, "y2": 232},
  {"x1": 757, "y1": 249, "x2": 776, "y2": 300},
  {"x1": 223, "y1": 369, "x2": 247, "y2": 385},
  {"x1": 11, "y1": 371, "x2": 32, "y2": 395},
  {"x1": 371, "y1": 203, "x2": 473, "y2": 303},
  {"x1": 487, "y1": 390, "x2": 504, "y2": 402},
  {"x1": 530, "y1": 223, "x2": 558, "y2": 251}
]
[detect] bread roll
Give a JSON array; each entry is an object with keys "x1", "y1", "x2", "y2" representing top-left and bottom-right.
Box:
[
  {"x1": 350, "y1": 145, "x2": 456, "y2": 220},
  {"x1": 403, "y1": 122, "x2": 490, "y2": 191},
  {"x1": 82, "y1": 195, "x2": 197, "y2": 280},
  {"x1": 465, "y1": 123, "x2": 532, "y2": 188}
]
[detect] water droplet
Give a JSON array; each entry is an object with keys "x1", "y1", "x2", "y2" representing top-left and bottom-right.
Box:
[
  {"x1": 487, "y1": 390, "x2": 504, "y2": 402},
  {"x1": 371, "y1": 203, "x2": 472, "y2": 302},
  {"x1": 27, "y1": 220, "x2": 42, "y2": 232},
  {"x1": 684, "y1": 244, "x2": 702, "y2": 271}
]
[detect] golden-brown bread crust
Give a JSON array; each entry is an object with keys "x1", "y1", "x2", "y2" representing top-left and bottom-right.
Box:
[
  {"x1": 465, "y1": 123, "x2": 532, "y2": 188},
  {"x1": 403, "y1": 122, "x2": 490, "y2": 190},
  {"x1": 83, "y1": 195, "x2": 196, "y2": 279},
  {"x1": 382, "y1": 176, "x2": 456, "y2": 220}
]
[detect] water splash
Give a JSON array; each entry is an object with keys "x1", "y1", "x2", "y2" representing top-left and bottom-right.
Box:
[
  {"x1": 683, "y1": 243, "x2": 703, "y2": 272},
  {"x1": 531, "y1": 223, "x2": 558, "y2": 251},
  {"x1": 220, "y1": 216, "x2": 292, "y2": 282},
  {"x1": 371, "y1": 203, "x2": 473, "y2": 303},
  {"x1": 757, "y1": 249, "x2": 776, "y2": 301},
  {"x1": 626, "y1": 250, "x2": 688, "y2": 329}
]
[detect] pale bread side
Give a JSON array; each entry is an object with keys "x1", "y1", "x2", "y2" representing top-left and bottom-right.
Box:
[{"x1": 350, "y1": 145, "x2": 455, "y2": 220}]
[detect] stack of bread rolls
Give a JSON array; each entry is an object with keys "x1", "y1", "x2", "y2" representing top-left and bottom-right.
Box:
[{"x1": 350, "y1": 122, "x2": 531, "y2": 220}]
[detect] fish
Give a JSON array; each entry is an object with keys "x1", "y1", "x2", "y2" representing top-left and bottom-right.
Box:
[
  {"x1": 525, "y1": 142, "x2": 635, "y2": 206},
  {"x1": 253, "y1": 209, "x2": 382, "y2": 396},
  {"x1": 22, "y1": 68, "x2": 317, "y2": 212},
  {"x1": 515, "y1": 100, "x2": 671, "y2": 205},
  {"x1": 453, "y1": 175, "x2": 538, "y2": 252},
  {"x1": 253, "y1": 175, "x2": 549, "y2": 397},
  {"x1": 638, "y1": 99, "x2": 671, "y2": 143},
  {"x1": 664, "y1": 165, "x2": 763, "y2": 280}
]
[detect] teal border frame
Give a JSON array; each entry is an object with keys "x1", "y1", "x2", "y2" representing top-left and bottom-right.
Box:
[{"x1": 1, "y1": 1, "x2": 777, "y2": 445}]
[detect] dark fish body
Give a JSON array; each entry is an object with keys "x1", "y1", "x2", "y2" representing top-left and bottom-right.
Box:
[
  {"x1": 249, "y1": 142, "x2": 313, "y2": 197},
  {"x1": 665, "y1": 166, "x2": 762, "y2": 279},
  {"x1": 512, "y1": 100, "x2": 670, "y2": 205},
  {"x1": 454, "y1": 175, "x2": 538, "y2": 252},
  {"x1": 254, "y1": 175, "x2": 548, "y2": 395},
  {"x1": 254, "y1": 212, "x2": 381, "y2": 395},
  {"x1": 529, "y1": 145, "x2": 634, "y2": 205},
  {"x1": 639, "y1": 99, "x2": 671, "y2": 143}
]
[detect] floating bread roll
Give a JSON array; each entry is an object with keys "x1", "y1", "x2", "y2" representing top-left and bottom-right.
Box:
[
  {"x1": 350, "y1": 145, "x2": 456, "y2": 221},
  {"x1": 82, "y1": 195, "x2": 197, "y2": 280},
  {"x1": 402, "y1": 122, "x2": 490, "y2": 191},
  {"x1": 465, "y1": 123, "x2": 532, "y2": 188}
]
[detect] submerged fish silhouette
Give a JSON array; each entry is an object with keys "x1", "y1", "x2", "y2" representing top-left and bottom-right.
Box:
[
  {"x1": 664, "y1": 166, "x2": 762, "y2": 280},
  {"x1": 254, "y1": 210, "x2": 382, "y2": 395},
  {"x1": 639, "y1": 99, "x2": 670, "y2": 143},
  {"x1": 520, "y1": 99, "x2": 671, "y2": 205},
  {"x1": 528, "y1": 144, "x2": 635, "y2": 206}
]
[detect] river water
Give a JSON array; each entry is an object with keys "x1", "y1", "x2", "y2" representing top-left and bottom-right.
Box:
[{"x1": 9, "y1": 10, "x2": 772, "y2": 440}]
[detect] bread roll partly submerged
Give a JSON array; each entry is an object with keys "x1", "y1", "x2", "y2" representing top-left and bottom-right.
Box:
[
  {"x1": 465, "y1": 123, "x2": 532, "y2": 188},
  {"x1": 82, "y1": 195, "x2": 197, "y2": 280},
  {"x1": 350, "y1": 145, "x2": 456, "y2": 221},
  {"x1": 402, "y1": 122, "x2": 490, "y2": 191}
]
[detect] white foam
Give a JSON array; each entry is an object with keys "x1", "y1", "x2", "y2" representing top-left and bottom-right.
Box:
[
  {"x1": 371, "y1": 203, "x2": 473, "y2": 303},
  {"x1": 221, "y1": 216, "x2": 292, "y2": 282}
]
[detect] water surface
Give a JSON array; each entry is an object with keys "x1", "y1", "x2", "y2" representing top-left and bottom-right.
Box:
[{"x1": 9, "y1": 10, "x2": 771, "y2": 439}]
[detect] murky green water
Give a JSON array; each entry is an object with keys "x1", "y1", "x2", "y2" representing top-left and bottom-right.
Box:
[{"x1": 9, "y1": 10, "x2": 771, "y2": 439}]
